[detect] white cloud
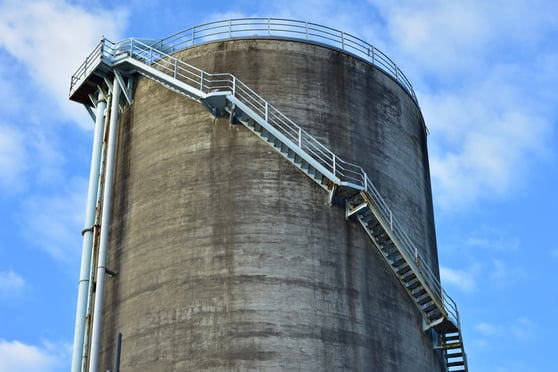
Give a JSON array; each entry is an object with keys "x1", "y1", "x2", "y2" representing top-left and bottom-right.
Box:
[
  {"x1": 21, "y1": 178, "x2": 87, "y2": 264},
  {"x1": 364, "y1": 0, "x2": 558, "y2": 211},
  {"x1": 488, "y1": 258, "x2": 525, "y2": 288},
  {"x1": 440, "y1": 265, "x2": 476, "y2": 293},
  {"x1": 377, "y1": 1, "x2": 491, "y2": 75},
  {"x1": 424, "y1": 79, "x2": 550, "y2": 209},
  {"x1": 0, "y1": 121, "x2": 75, "y2": 195},
  {"x1": 510, "y1": 316, "x2": 536, "y2": 341},
  {"x1": 465, "y1": 227, "x2": 520, "y2": 252},
  {"x1": 0, "y1": 339, "x2": 64, "y2": 372},
  {"x1": 0, "y1": 0, "x2": 128, "y2": 125},
  {"x1": 0, "y1": 125, "x2": 28, "y2": 194},
  {"x1": 0, "y1": 270, "x2": 25, "y2": 295},
  {"x1": 371, "y1": 0, "x2": 557, "y2": 76},
  {"x1": 475, "y1": 321, "x2": 501, "y2": 337}
]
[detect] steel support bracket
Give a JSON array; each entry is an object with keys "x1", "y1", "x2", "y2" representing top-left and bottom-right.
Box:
[
  {"x1": 328, "y1": 184, "x2": 337, "y2": 206},
  {"x1": 104, "y1": 267, "x2": 119, "y2": 277},
  {"x1": 114, "y1": 70, "x2": 134, "y2": 106},
  {"x1": 229, "y1": 103, "x2": 236, "y2": 124},
  {"x1": 423, "y1": 317, "x2": 444, "y2": 332},
  {"x1": 345, "y1": 200, "x2": 368, "y2": 219}
]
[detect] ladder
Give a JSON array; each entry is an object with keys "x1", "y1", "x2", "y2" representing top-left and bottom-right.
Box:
[{"x1": 70, "y1": 38, "x2": 468, "y2": 372}]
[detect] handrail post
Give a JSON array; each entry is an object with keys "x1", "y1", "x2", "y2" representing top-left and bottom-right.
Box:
[
  {"x1": 389, "y1": 211, "x2": 393, "y2": 231},
  {"x1": 192, "y1": 26, "x2": 195, "y2": 46},
  {"x1": 305, "y1": 22, "x2": 309, "y2": 40},
  {"x1": 229, "y1": 19, "x2": 232, "y2": 38},
  {"x1": 341, "y1": 31, "x2": 345, "y2": 50},
  {"x1": 200, "y1": 71, "x2": 204, "y2": 92},
  {"x1": 100, "y1": 37, "x2": 105, "y2": 60},
  {"x1": 332, "y1": 155, "x2": 336, "y2": 177},
  {"x1": 298, "y1": 127, "x2": 302, "y2": 148},
  {"x1": 267, "y1": 18, "x2": 271, "y2": 36},
  {"x1": 265, "y1": 102, "x2": 268, "y2": 122},
  {"x1": 232, "y1": 76, "x2": 236, "y2": 95},
  {"x1": 364, "y1": 172, "x2": 368, "y2": 192}
]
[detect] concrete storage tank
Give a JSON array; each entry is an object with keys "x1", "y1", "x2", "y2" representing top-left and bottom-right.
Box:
[{"x1": 69, "y1": 19, "x2": 468, "y2": 372}]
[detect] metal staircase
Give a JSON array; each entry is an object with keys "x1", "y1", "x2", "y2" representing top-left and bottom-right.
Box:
[{"x1": 70, "y1": 38, "x2": 467, "y2": 372}]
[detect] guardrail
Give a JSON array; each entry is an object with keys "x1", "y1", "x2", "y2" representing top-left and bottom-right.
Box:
[
  {"x1": 149, "y1": 18, "x2": 418, "y2": 105},
  {"x1": 70, "y1": 36, "x2": 457, "y2": 330}
]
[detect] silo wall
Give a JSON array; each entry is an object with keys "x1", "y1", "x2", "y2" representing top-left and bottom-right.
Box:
[{"x1": 100, "y1": 39, "x2": 443, "y2": 371}]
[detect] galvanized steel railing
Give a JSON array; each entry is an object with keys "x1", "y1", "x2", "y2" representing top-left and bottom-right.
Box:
[
  {"x1": 70, "y1": 36, "x2": 458, "y2": 329},
  {"x1": 148, "y1": 18, "x2": 418, "y2": 105}
]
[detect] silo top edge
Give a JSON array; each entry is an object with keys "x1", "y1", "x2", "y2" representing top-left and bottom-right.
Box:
[{"x1": 146, "y1": 18, "x2": 419, "y2": 107}]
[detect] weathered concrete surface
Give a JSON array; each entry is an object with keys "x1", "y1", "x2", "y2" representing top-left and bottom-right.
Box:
[{"x1": 99, "y1": 39, "x2": 444, "y2": 371}]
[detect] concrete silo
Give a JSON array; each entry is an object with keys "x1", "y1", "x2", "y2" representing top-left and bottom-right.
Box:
[{"x1": 69, "y1": 19, "x2": 467, "y2": 372}]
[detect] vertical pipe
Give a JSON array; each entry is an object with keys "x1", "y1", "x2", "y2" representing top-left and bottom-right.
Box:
[
  {"x1": 88, "y1": 77, "x2": 121, "y2": 372},
  {"x1": 113, "y1": 332, "x2": 122, "y2": 372},
  {"x1": 71, "y1": 92, "x2": 107, "y2": 372},
  {"x1": 81, "y1": 95, "x2": 112, "y2": 371}
]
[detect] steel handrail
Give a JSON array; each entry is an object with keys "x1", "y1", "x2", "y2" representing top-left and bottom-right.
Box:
[
  {"x1": 70, "y1": 37, "x2": 459, "y2": 330},
  {"x1": 150, "y1": 18, "x2": 418, "y2": 105}
]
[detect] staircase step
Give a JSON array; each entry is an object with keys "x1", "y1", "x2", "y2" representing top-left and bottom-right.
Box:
[
  {"x1": 423, "y1": 302, "x2": 438, "y2": 313},
  {"x1": 307, "y1": 166, "x2": 316, "y2": 177},
  {"x1": 399, "y1": 271, "x2": 416, "y2": 285},
  {"x1": 427, "y1": 313, "x2": 443, "y2": 324},
  {"x1": 360, "y1": 214, "x2": 373, "y2": 224},
  {"x1": 407, "y1": 279, "x2": 423, "y2": 291},
  {"x1": 444, "y1": 334, "x2": 461, "y2": 342},
  {"x1": 412, "y1": 287, "x2": 427, "y2": 298},
  {"x1": 382, "y1": 244, "x2": 398, "y2": 255},
  {"x1": 446, "y1": 351, "x2": 464, "y2": 358},
  {"x1": 447, "y1": 361, "x2": 465, "y2": 367},
  {"x1": 417, "y1": 294, "x2": 432, "y2": 305},
  {"x1": 392, "y1": 256, "x2": 407, "y2": 267}
]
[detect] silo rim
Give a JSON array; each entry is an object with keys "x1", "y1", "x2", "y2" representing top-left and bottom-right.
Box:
[{"x1": 146, "y1": 18, "x2": 421, "y2": 109}]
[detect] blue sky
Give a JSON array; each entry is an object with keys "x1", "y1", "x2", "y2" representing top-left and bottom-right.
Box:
[{"x1": 0, "y1": 0, "x2": 556, "y2": 371}]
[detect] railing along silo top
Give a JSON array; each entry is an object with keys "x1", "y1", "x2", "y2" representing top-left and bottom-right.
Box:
[{"x1": 149, "y1": 18, "x2": 418, "y2": 106}]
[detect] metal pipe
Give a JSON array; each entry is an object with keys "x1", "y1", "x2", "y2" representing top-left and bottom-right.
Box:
[
  {"x1": 71, "y1": 91, "x2": 107, "y2": 372},
  {"x1": 88, "y1": 76, "x2": 121, "y2": 372},
  {"x1": 81, "y1": 93, "x2": 112, "y2": 371}
]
